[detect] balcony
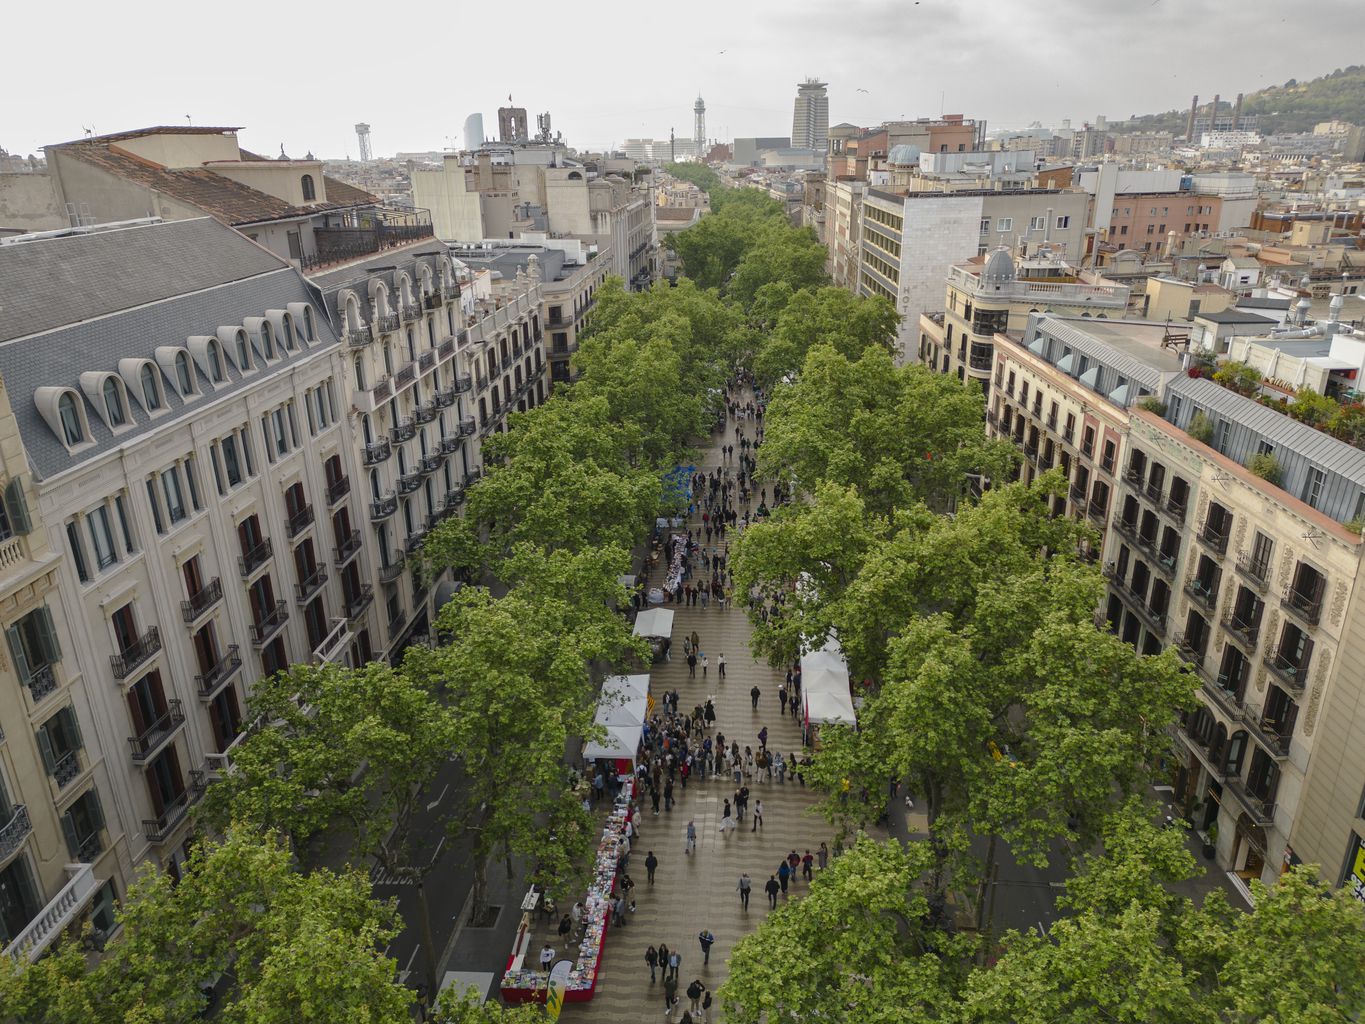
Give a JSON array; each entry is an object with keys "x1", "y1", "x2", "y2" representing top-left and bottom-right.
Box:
[
  {"x1": 1200, "y1": 671, "x2": 1245, "y2": 720},
  {"x1": 404, "y1": 528, "x2": 429, "y2": 554},
  {"x1": 1069, "y1": 482, "x2": 1088, "y2": 505},
  {"x1": 442, "y1": 281, "x2": 462, "y2": 302},
  {"x1": 195, "y1": 645, "x2": 242, "y2": 699},
  {"x1": 397, "y1": 471, "x2": 423, "y2": 495},
  {"x1": 238, "y1": 538, "x2": 273, "y2": 577},
  {"x1": 443, "y1": 485, "x2": 465, "y2": 510},
  {"x1": 1162, "y1": 495, "x2": 1187, "y2": 525},
  {"x1": 51, "y1": 750, "x2": 83, "y2": 790},
  {"x1": 143, "y1": 787, "x2": 193, "y2": 844},
  {"x1": 391, "y1": 417, "x2": 416, "y2": 443},
  {"x1": 1281, "y1": 580, "x2": 1325, "y2": 625},
  {"x1": 376, "y1": 312, "x2": 400, "y2": 333},
  {"x1": 249, "y1": 601, "x2": 290, "y2": 647},
  {"x1": 285, "y1": 503, "x2": 315, "y2": 540},
  {"x1": 180, "y1": 578, "x2": 223, "y2": 624},
  {"x1": 455, "y1": 374, "x2": 473, "y2": 394},
  {"x1": 1123, "y1": 465, "x2": 1144, "y2": 488},
  {"x1": 463, "y1": 468, "x2": 483, "y2": 490},
  {"x1": 313, "y1": 617, "x2": 352, "y2": 664},
  {"x1": 370, "y1": 492, "x2": 398, "y2": 521},
  {"x1": 327, "y1": 476, "x2": 351, "y2": 506},
  {"x1": 438, "y1": 337, "x2": 456, "y2": 361},
  {"x1": 458, "y1": 417, "x2": 477, "y2": 438},
  {"x1": 1143, "y1": 481, "x2": 1165, "y2": 506},
  {"x1": 1235, "y1": 553, "x2": 1271, "y2": 592},
  {"x1": 1221, "y1": 609, "x2": 1261, "y2": 649},
  {"x1": 378, "y1": 553, "x2": 406, "y2": 583},
  {"x1": 1176, "y1": 728, "x2": 1227, "y2": 784},
  {"x1": 294, "y1": 566, "x2": 329, "y2": 604},
  {"x1": 128, "y1": 699, "x2": 185, "y2": 762},
  {"x1": 1173, "y1": 630, "x2": 1206, "y2": 663},
  {"x1": 1222, "y1": 776, "x2": 1276, "y2": 827},
  {"x1": 419, "y1": 350, "x2": 437, "y2": 372},
  {"x1": 0, "y1": 805, "x2": 32, "y2": 866},
  {"x1": 110, "y1": 627, "x2": 161, "y2": 680},
  {"x1": 26, "y1": 663, "x2": 58, "y2": 704},
  {"x1": 1197, "y1": 520, "x2": 1230, "y2": 556},
  {"x1": 434, "y1": 387, "x2": 456, "y2": 408},
  {"x1": 345, "y1": 585, "x2": 375, "y2": 620},
  {"x1": 1263, "y1": 644, "x2": 1310, "y2": 696},
  {"x1": 334, "y1": 529, "x2": 363, "y2": 566},
  {"x1": 420, "y1": 453, "x2": 443, "y2": 475},
  {"x1": 1184, "y1": 576, "x2": 1220, "y2": 615},
  {"x1": 423, "y1": 291, "x2": 444, "y2": 311},
  {"x1": 395, "y1": 362, "x2": 418, "y2": 390},
  {"x1": 1087, "y1": 500, "x2": 1107, "y2": 524},
  {"x1": 301, "y1": 207, "x2": 435, "y2": 271},
  {"x1": 362, "y1": 439, "x2": 392, "y2": 465},
  {"x1": 424, "y1": 511, "x2": 446, "y2": 532},
  {"x1": 3, "y1": 863, "x2": 98, "y2": 962},
  {"x1": 1243, "y1": 702, "x2": 1292, "y2": 760},
  {"x1": 400, "y1": 302, "x2": 421, "y2": 323},
  {"x1": 346, "y1": 325, "x2": 374, "y2": 348},
  {"x1": 415, "y1": 401, "x2": 438, "y2": 424},
  {"x1": 439, "y1": 435, "x2": 462, "y2": 455}
]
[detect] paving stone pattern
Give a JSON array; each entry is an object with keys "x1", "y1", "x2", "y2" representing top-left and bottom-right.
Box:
[{"x1": 536, "y1": 400, "x2": 875, "y2": 1023}]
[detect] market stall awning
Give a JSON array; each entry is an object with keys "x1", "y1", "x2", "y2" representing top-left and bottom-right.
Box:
[
  {"x1": 803, "y1": 688, "x2": 856, "y2": 725},
  {"x1": 583, "y1": 725, "x2": 643, "y2": 761},
  {"x1": 633, "y1": 608, "x2": 675, "y2": 639},
  {"x1": 801, "y1": 637, "x2": 856, "y2": 725}
]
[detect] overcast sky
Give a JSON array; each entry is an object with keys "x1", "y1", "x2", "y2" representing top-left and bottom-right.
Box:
[{"x1": 4, "y1": 0, "x2": 1361, "y2": 159}]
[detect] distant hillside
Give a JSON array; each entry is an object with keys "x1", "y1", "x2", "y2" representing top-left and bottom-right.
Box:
[{"x1": 1118, "y1": 65, "x2": 1365, "y2": 136}]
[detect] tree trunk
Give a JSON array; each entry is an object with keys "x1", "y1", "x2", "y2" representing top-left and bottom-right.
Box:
[
  {"x1": 470, "y1": 856, "x2": 489, "y2": 925},
  {"x1": 414, "y1": 879, "x2": 440, "y2": 1001}
]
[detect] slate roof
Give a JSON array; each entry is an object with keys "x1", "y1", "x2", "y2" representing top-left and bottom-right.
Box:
[
  {"x1": 50, "y1": 131, "x2": 377, "y2": 227},
  {"x1": 309, "y1": 240, "x2": 449, "y2": 328},
  {"x1": 0, "y1": 219, "x2": 337, "y2": 480},
  {"x1": 0, "y1": 218, "x2": 286, "y2": 343},
  {"x1": 1195, "y1": 310, "x2": 1277, "y2": 325}
]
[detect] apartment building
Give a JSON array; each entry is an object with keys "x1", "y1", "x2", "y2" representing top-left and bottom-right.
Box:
[
  {"x1": 917, "y1": 250, "x2": 1130, "y2": 392},
  {"x1": 857, "y1": 189, "x2": 1088, "y2": 361},
  {"x1": 827, "y1": 180, "x2": 866, "y2": 290},
  {"x1": 1105, "y1": 384, "x2": 1365, "y2": 895}
]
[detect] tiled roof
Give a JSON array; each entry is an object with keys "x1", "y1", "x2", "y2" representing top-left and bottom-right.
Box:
[
  {"x1": 321, "y1": 176, "x2": 380, "y2": 207},
  {"x1": 0, "y1": 218, "x2": 286, "y2": 344}
]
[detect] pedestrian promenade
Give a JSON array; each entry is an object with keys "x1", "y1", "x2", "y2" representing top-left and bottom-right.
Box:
[{"x1": 546, "y1": 397, "x2": 863, "y2": 1023}]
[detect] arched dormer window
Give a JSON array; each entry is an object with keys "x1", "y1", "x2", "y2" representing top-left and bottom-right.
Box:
[
  {"x1": 235, "y1": 330, "x2": 251, "y2": 371},
  {"x1": 259, "y1": 321, "x2": 275, "y2": 359},
  {"x1": 282, "y1": 314, "x2": 296, "y2": 351},
  {"x1": 140, "y1": 364, "x2": 162, "y2": 410},
  {"x1": 104, "y1": 377, "x2": 127, "y2": 426},
  {"x1": 303, "y1": 306, "x2": 316, "y2": 341},
  {"x1": 209, "y1": 340, "x2": 226, "y2": 381},
  {"x1": 58, "y1": 393, "x2": 83, "y2": 444},
  {"x1": 175, "y1": 352, "x2": 195, "y2": 394},
  {"x1": 301, "y1": 174, "x2": 316, "y2": 201}
]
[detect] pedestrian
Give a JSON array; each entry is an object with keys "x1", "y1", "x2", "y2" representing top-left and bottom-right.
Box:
[
  {"x1": 557, "y1": 914, "x2": 571, "y2": 941},
  {"x1": 802, "y1": 849, "x2": 814, "y2": 881},
  {"x1": 794, "y1": 753, "x2": 806, "y2": 787},
  {"x1": 570, "y1": 900, "x2": 583, "y2": 936},
  {"x1": 688, "y1": 978, "x2": 705, "y2": 1014},
  {"x1": 698, "y1": 929, "x2": 715, "y2": 965},
  {"x1": 758, "y1": 726, "x2": 768, "y2": 749},
  {"x1": 539, "y1": 943, "x2": 555, "y2": 973},
  {"x1": 737, "y1": 872, "x2": 752, "y2": 910},
  {"x1": 687, "y1": 652, "x2": 697, "y2": 678},
  {"x1": 718, "y1": 653, "x2": 726, "y2": 680},
  {"x1": 645, "y1": 850, "x2": 658, "y2": 884},
  {"x1": 765, "y1": 874, "x2": 780, "y2": 909},
  {"x1": 718, "y1": 799, "x2": 735, "y2": 835},
  {"x1": 664, "y1": 779, "x2": 674, "y2": 811},
  {"x1": 651, "y1": 785, "x2": 662, "y2": 814},
  {"x1": 664, "y1": 972, "x2": 678, "y2": 1011},
  {"x1": 775, "y1": 751, "x2": 786, "y2": 784},
  {"x1": 777, "y1": 860, "x2": 791, "y2": 895},
  {"x1": 817, "y1": 842, "x2": 829, "y2": 870},
  {"x1": 778, "y1": 686, "x2": 788, "y2": 714},
  {"x1": 752, "y1": 799, "x2": 764, "y2": 831},
  {"x1": 691, "y1": 630, "x2": 700, "y2": 652},
  {"x1": 701, "y1": 653, "x2": 709, "y2": 679},
  {"x1": 646, "y1": 944, "x2": 659, "y2": 983},
  {"x1": 612, "y1": 894, "x2": 626, "y2": 926},
  {"x1": 787, "y1": 850, "x2": 801, "y2": 879},
  {"x1": 668, "y1": 948, "x2": 682, "y2": 980},
  {"x1": 702, "y1": 989, "x2": 713, "y2": 1023},
  {"x1": 750, "y1": 685, "x2": 761, "y2": 710},
  {"x1": 685, "y1": 819, "x2": 697, "y2": 855}
]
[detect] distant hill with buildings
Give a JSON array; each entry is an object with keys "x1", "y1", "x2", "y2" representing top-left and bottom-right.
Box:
[{"x1": 1118, "y1": 65, "x2": 1365, "y2": 136}]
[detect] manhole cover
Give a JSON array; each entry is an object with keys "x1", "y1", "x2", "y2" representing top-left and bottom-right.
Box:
[{"x1": 467, "y1": 905, "x2": 502, "y2": 928}]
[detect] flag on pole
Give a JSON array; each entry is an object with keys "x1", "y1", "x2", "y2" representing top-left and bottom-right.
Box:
[{"x1": 546, "y1": 959, "x2": 572, "y2": 1020}]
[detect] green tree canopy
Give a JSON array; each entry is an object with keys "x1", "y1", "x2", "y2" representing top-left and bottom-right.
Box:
[{"x1": 752, "y1": 286, "x2": 900, "y2": 388}]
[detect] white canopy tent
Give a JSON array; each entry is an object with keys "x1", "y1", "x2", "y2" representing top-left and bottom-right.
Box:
[
  {"x1": 801, "y1": 637, "x2": 856, "y2": 726},
  {"x1": 582, "y1": 674, "x2": 651, "y2": 766},
  {"x1": 633, "y1": 608, "x2": 675, "y2": 639}
]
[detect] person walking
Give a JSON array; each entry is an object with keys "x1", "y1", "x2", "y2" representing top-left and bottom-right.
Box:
[
  {"x1": 539, "y1": 943, "x2": 556, "y2": 973},
  {"x1": 645, "y1": 850, "x2": 659, "y2": 884},
  {"x1": 757, "y1": 726, "x2": 768, "y2": 750},
  {"x1": 817, "y1": 842, "x2": 829, "y2": 871},
  {"x1": 685, "y1": 820, "x2": 697, "y2": 855},
  {"x1": 702, "y1": 989, "x2": 713, "y2": 1023},
  {"x1": 697, "y1": 929, "x2": 715, "y2": 965},
  {"x1": 717, "y1": 653, "x2": 726, "y2": 680},
  {"x1": 802, "y1": 849, "x2": 815, "y2": 882},
  {"x1": 687, "y1": 652, "x2": 697, "y2": 678},
  {"x1": 777, "y1": 859, "x2": 791, "y2": 896},
  {"x1": 570, "y1": 900, "x2": 583, "y2": 936},
  {"x1": 750, "y1": 685, "x2": 761, "y2": 710},
  {"x1": 737, "y1": 872, "x2": 752, "y2": 910},
  {"x1": 646, "y1": 944, "x2": 659, "y2": 983},
  {"x1": 752, "y1": 799, "x2": 764, "y2": 831},
  {"x1": 664, "y1": 779, "x2": 674, "y2": 811},
  {"x1": 778, "y1": 686, "x2": 788, "y2": 714},
  {"x1": 668, "y1": 948, "x2": 682, "y2": 981},
  {"x1": 764, "y1": 874, "x2": 780, "y2": 909},
  {"x1": 687, "y1": 978, "x2": 705, "y2": 1015},
  {"x1": 664, "y1": 973, "x2": 678, "y2": 1012},
  {"x1": 701, "y1": 653, "x2": 709, "y2": 679},
  {"x1": 718, "y1": 799, "x2": 735, "y2": 835}
]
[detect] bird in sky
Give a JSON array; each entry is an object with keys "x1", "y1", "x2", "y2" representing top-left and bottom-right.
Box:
[
  {"x1": 718, "y1": 49, "x2": 727, "y2": 54},
  {"x1": 856, "y1": 88, "x2": 869, "y2": 93}
]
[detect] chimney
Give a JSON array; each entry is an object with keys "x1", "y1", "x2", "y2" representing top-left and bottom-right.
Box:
[
  {"x1": 1186, "y1": 95, "x2": 1199, "y2": 141},
  {"x1": 1232, "y1": 93, "x2": 1244, "y2": 131},
  {"x1": 1211, "y1": 94, "x2": 1221, "y2": 128}
]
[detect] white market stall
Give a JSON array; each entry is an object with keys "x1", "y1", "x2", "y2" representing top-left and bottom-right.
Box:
[
  {"x1": 801, "y1": 637, "x2": 856, "y2": 734},
  {"x1": 633, "y1": 608, "x2": 674, "y2": 661},
  {"x1": 582, "y1": 674, "x2": 652, "y2": 776}
]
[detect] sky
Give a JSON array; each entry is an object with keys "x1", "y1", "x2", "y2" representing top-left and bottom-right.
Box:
[{"x1": 4, "y1": 0, "x2": 1362, "y2": 160}]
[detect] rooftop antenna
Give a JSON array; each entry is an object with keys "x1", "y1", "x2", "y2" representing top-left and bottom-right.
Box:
[{"x1": 186, "y1": 114, "x2": 192, "y2": 124}]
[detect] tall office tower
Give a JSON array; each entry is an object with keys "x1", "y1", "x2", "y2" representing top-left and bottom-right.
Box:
[
  {"x1": 498, "y1": 104, "x2": 529, "y2": 143},
  {"x1": 463, "y1": 113, "x2": 484, "y2": 151},
  {"x1": 792, "y1": 79, "x2": 829, "y2": 152},
  {"x1": 694, "y1": 95, "x2": 706, "y2": 153},
  {"x1": 355, "y1": 123, "x2": 372, "y2": 162}
]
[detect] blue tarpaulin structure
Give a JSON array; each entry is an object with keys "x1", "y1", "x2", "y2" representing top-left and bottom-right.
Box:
[{"x1": 662, "y1": 464, "x2": 696, "y2": 508}]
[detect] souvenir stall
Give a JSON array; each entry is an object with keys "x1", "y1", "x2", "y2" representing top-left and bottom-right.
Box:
[
  {"x1": 500, "y1": 782, "x2": 636, "y2": 1005},
  {"x1": 633, "y1": 608, "x2": 675, "y2": 661},
  {"x1": 582, "y1": 674, "x2": 651, "y2": 779},
  {"x1": 801, "y1": 637, "x2": 856, "y2": 744}
]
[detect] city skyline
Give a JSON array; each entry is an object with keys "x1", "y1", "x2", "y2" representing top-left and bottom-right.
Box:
[{"x1": 3, "y1": 0, "x2": 1362, "y2": 159}]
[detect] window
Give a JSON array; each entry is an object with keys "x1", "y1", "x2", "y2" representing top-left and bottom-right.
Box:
[
  {"x1": 103, "y1": 378, "x2": 126, "y2": 426},
  {"x1": 185, "y1": 456, "x2": 203, "y2": 510},
  {"x1": 7, "y1": 606, "x2": 62, "y2": 692},
  {"x1": 36, "y1": 705, "x2": 83, "y2": 784},
  {"x1": 222, "y1": 434, "x2": 243, "y2": 488},
  {"x1": 996, "y1": 218, "x2": 1013, "y2": 232},
  {"x1": 174, "y1": 352, "x2": 194, "y2": 395},
  {"x1": 282, "y1": 315, "x2": 296, "y2": 351},
  {"x1": 140, "y1": 364, "x2": 162, "y2": 410},
  {"x1": 301, "y1": 174, "x2": 316, "y2": 201},
  {"x1": 235, "y1": 331, "x2": 251, "y2": 371},
  {"x1": 87, "y1": 505, "x2": 117, "y2": 569},
  {"x1": 1301, "y1": 467, "x2": 1326, "y2": 509},
  {"x1": 1056, "y1": 215, "x2": 1070, "y2": 229},
  {"x1": 61, "y1": 788, "x2": 105, "y2": 861},
  {"x1": 1, "y1": 479, "x2": 31, "y2": 540},
  {"x1": 980, "y1": 217, "x2": 990, "y2": 234},
  {"x1": 271, "y1": 408, "x2": 289, "y2": 457},
  {"x1": 67, "y1": 522, "x2": 90, "y2": 583},
  {"x1": 303, "y1": 306, "x2": 316, "y2": 342},
  {"x1": 145, "y1": 479, "x2": 165, "y2": 535},
  {"x1": 1029, "y1": 216, "x2": 1045, "y2": 231},
  {"x1": 161, "y1": 467, "x2": 186, "y2": 524},
  {"x1": 208, "y1": 341, "x2": 226, "y2": 382},
  {"x1": 259, "y1": 322, "x2": 275, "y2": 360},
  {"x1": 57, "y1": 393, "x2": 84, "y2": 445},
  {"x1": 115, "y1": 494, "x2": 136, "y2": 553}
]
